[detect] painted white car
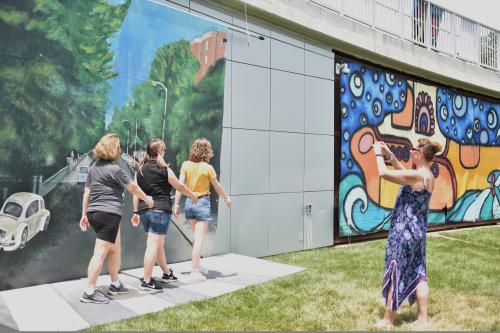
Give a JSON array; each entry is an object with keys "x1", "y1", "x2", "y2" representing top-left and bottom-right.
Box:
[{"x1": 0, "y1": 193, "x2": 50, "y2": 251}]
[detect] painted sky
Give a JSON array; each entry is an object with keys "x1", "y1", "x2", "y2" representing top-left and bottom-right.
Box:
[{"x1": 106, "y1": 0, "x2": 225, "y2": 125}]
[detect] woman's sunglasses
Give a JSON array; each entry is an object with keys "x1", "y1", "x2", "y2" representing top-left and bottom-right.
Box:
[{"x1": 410, "y1": 146, "x2": 423, "y2": 152}]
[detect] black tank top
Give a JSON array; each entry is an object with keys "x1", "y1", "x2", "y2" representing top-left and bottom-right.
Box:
[{"x1": 137, "y1": 160, "x2": 173, "y2": 212}]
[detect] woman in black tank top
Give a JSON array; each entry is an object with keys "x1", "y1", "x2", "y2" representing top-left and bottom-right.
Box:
[{"x1": 131, "y1": 139, "x2": 198, "y2": 291}]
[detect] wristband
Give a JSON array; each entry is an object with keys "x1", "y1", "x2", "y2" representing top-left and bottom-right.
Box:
[
  {"x1": 133, "y1": 211, "x2": 139, "y2": 215},
  {"x1": 375, "y1": 154, "x2": 383, "y2": 157}
]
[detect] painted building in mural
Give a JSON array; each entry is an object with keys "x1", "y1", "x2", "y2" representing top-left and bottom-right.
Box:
[
  {"x1": 190, "y1": 31, "x2": 227, "y2": 85},
  {"x1": 338, "y1": 57, "x2": 500, "y2": 238}
]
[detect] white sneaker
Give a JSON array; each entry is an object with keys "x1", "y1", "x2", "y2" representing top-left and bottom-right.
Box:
[
  {"x1": 199, "y1": 266, "x2": 208, "y2": 276},
  {"x1": 188, "y1": 269, "x2": 207, "y2": 282}
]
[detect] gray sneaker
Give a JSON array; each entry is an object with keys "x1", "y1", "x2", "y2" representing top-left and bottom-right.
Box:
[
  {"x1": 107, "y1": 281, "x2": 129, "y2": 296},
  {"x1": 80, "y1": 290, "x2": 109, "y2": 304}
]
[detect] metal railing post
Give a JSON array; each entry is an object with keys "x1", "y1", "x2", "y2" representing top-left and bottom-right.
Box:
[
  {"x1": 451, "y1": 12, "x2": 456, "y2": 58},
  {"x1": 475, "y1": 22, "x2": 480, "y2": 64},
  {"x1": 425, "y1": 1, "x2": 431, "y2": 48},
  {"x1": 399, "y1": 0, "x2": 404, "y2": 39},
  {"x1": 497, "y1": 31, "x2": 500, "y2": 69},
  {"x1": 371, "y1": 0, "x2": 375, "y2": 28}
]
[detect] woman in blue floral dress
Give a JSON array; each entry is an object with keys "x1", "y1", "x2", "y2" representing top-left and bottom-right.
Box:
[{"x1": 372, "y1": 138, "x2": 442, "y2": 328}]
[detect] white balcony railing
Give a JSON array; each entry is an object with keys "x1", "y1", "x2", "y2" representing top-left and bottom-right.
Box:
[{"x1": 310, "y1": 0, "x2": 499, "y2": 71}]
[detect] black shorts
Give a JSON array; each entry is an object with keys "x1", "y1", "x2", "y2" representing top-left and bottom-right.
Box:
[{"x1": 87, "y1": 211, "x2": 121, "y2": 244}]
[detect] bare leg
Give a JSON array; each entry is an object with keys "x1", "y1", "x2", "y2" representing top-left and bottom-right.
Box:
[
  {"x1": 155, "y1": 236, "x2": 170, "y2": 274},
  {"x1": 190, "y1": 220, "x2": 208, "y2": 269},
  {"x1": 376, "y1": 285, "x2": 395, "y2": 328},
  {"x1": 107, "y1": 229, "x2": 121, "y2": 283},
  {"x1": 86, "y1": 239, "x2": 112, "y2": 289},
  {"x1": 414, "y1": 281, "x2": 430, "y2": 324},
  {"x1": 144, "y1": 232, "x2": 161, "y2": 282}
]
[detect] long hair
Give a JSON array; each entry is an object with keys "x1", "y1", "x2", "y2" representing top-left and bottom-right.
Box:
[
  {"x1": 139, "y1": 139, "x2": 169, "y2": 176},
  {"x1": 188, "y1": 138, "x2": 213, "y2": 163},
  {"x1": 93, "y1": 133, "x2": 120, "y2": 161}
]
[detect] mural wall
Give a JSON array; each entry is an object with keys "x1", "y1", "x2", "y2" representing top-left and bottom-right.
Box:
[
  {"x1": 0, "y1": 0, "x2": 227, "y2": 290},
  {"x1": 338, "y1": 57, "x2": 500, "y2": 237}
]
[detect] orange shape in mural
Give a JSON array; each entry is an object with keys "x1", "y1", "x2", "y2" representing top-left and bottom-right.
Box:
[
  {"x1": 459, "y1": 145, "x2": 480, "y2": 169},
  {"x1": 351, "y1": 127, "x2": 380, "y2": 204},
  {"x1": 391, "y1": 87, "x2": 414, "y2": 129}
]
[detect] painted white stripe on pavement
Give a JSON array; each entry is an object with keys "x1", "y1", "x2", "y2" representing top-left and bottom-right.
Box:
[{"x1": 1, "y1": 284, "x2": 89, "y2": 331}]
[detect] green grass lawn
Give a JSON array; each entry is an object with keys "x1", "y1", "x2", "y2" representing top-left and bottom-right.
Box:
[
  {"x1": 90, "y1": 226, "x2": 499, "y2": 331},
  {"x1": 439, "y1": 226, "x2": 500, "y2": 249}
]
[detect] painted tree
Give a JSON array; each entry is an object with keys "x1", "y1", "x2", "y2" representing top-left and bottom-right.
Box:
[{"x1": 0, "y1": 0, "x2": 130, "y2": 184}]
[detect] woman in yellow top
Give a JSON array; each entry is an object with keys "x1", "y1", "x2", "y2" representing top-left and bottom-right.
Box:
[{"x1": 174, "y1": 138, "x2": 232, "y2": 278}]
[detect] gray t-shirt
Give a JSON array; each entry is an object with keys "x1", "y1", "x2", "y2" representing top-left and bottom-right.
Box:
[{"x1": 86, "y1": 160, "x2": 131, "y2": 216}]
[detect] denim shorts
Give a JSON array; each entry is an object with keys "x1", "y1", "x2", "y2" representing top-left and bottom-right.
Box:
[
  {"x1": 184, "y1": 196, "x2": 212, "y2": 221},
  {"x1": 140, "y1": 210, "x2": 171, "y2": 235}
]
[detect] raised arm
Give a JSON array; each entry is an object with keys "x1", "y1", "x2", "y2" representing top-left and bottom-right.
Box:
[
  {"x1": 380, "y1": 142, "x2": 405, "y2": 170},
  {"x1": 374, "y1": 142, "x2": 422, "y2": 186}
]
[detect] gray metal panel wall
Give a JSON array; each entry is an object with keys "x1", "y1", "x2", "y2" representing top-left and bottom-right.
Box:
[{"x1": 171, "y1": 0, "x2": 336, "y2": 256}]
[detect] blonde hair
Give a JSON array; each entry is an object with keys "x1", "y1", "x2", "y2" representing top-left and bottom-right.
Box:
[
  {"x1": 417, "y1": 138, "x2": 442, "y2": 162},
  {"x1": 188, "y1": 138, "x2": 213, "y2": 163},
  {"x1": 93, "y1": 133, "x2": 121, "y2": 161},
  {"x1": 139, "y1": 139, "x2": 169, "y2": 175}
]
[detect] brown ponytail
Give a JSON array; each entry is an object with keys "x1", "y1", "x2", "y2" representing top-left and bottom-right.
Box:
[{"x1": 139, "y1": 139, "x2": 169, "y2": 176}]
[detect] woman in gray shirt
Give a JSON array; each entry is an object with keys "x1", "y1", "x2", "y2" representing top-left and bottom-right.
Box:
[{"x1": 79, "y1": 133, "x2": 154, "y2": 304}]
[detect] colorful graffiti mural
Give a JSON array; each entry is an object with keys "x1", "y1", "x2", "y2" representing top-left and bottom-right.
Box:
[
  {"x1": 0, "y1": 0, "x2": 226, "y2": 290},
  {"x1": 338, "y1": 58, "x2": 500, "y2": 237}
]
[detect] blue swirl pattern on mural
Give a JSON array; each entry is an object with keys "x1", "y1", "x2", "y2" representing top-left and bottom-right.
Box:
[
  {"x1": 436, "y1": 88, "x2": 500, "y2": 145},
  {"x1": 446, "y1": 170, "x2": 500, "y2": 221},
  {"x1": 340, "y1": 61, "x2": 408, "y2": 177}
]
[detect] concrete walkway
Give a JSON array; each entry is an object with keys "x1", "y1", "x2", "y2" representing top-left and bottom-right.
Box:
[{"x1": 0, "y1": 253, "x2": 304, "y2": 331}]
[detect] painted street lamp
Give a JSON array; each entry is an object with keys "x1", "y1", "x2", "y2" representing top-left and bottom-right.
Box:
[
  {"x1": 121, "y1": 119, "x2": 131, "y2": 156},
  {"x1": 151, "y1": 80, "x2": 168, "y2": 141}
]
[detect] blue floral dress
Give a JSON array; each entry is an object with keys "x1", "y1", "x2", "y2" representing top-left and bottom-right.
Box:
[{"x1": 382, "y1": 185, "x2": 431, "y2": 311}]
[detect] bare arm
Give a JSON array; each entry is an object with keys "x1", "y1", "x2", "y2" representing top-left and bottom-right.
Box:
[
  {"x1": 173, "y1": 172, "x2": 186, "y2": 208},
  {"x1": 375, "y1": 154, "x2": 422, "y2": 186},
  {"x1": 82, "y1": 186, "x2": 90, "y2": 217},
  {"x1": 126, "y1": 182, "x2": 154, "y2": 208},
  {"x1": 168, "y1": 168, "x2": 197, "y2": 202},
  {"x1": 130, "y1": 174, "x2": 141, "y2": 226},
  {"x1": 210, "y1": 177, "x2": 232, "y2": 207},
  {"x1": 132, "y1": 173, "x2": 140, "y2": 212},
  {"x1": 380, "y1": 141, "x2": 405, "y2": 170},
  {"x1": 388, "y1": 156, "x2": 406, "y2": 170},
  {"x1": 80, "y1": 186, "x2": 91, "y2": 231}
]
